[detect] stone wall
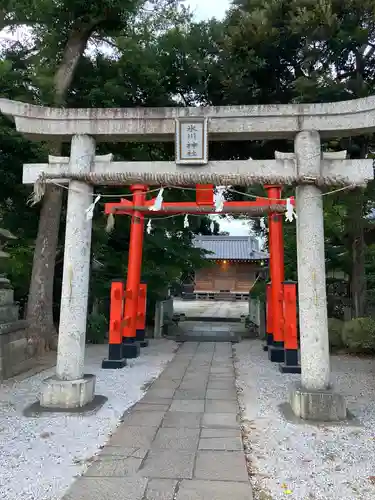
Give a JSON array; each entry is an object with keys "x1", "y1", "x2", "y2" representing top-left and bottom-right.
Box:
[{"x1": 0, "y1": 287, "x2": 30, "y2": 380}]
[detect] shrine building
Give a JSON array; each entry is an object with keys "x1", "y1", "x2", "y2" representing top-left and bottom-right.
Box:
[{"x1": 191, "y1": 235, "x2": 269, "y2": 301}]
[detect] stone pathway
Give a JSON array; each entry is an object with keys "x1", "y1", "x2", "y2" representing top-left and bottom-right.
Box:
[{"x1": 63, "y1": 342, "x2": 253, "y2": 500}]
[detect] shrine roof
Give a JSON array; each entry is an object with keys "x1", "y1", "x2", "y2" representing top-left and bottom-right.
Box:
[{"x1": 193, "y1": 235, "x2": 268, "y2": 261}]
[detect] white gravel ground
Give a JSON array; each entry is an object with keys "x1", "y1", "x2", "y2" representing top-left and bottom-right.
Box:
[
  {"x1": 0, "y1": 339, "x2": 177, "y2": 500},
  {"x1": 234, "y1": 340, "x2": 375, "y2": 500}
]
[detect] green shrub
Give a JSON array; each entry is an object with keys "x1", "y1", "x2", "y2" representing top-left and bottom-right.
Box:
[
  {"x1": 328, "y1": 318, "x2": 344, "y2": 350},
  {"x1": 87, "y1": 313, "x2": 108, "y2": 344},
  {"x1": 342, "y1": 317, "x2": 375, "y2": 353}
]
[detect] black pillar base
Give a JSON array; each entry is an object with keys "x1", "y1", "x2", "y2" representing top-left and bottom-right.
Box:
[
  {"x1": 268, "y1": 342, "x2": 285, "y2": 363},
  {"x1": 136, "y1": 329, "x2": 149, "y2": 348},
  {"x1": 279, "y1": 349, "x2": 301, "y2": 373},
  {"x1": 263, "y1": 333, "x2": 273, "y2": 352},
  {"x1": 279, "y1": 364, "x2": 301, "y2": 374},
  {"x1": 122, "y1": 338, "x2": 141, "y2": 359},
  {"x1": 102, "y1": 358, "x2": 127, "y2": 369},
  {"x1": 102, "y1": 344, "x2": 127, "y2": 369}
]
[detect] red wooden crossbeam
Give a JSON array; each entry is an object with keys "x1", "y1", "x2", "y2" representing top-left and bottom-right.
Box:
[{"x1": 105, "y1": 196, "x2": 294, "y2": 216}]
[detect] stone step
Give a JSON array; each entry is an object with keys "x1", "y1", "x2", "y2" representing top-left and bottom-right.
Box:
[
  {"x1": 174, "y1": 331, "x2": 241, "y2": 343},
  {"x1": 181, "y1": 316, "x2": 242, "y2": 323}
]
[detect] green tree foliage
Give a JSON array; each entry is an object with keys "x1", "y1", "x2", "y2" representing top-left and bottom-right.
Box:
[{"x1": 1, "y1": 0, "x2": 375, "y2": 349}]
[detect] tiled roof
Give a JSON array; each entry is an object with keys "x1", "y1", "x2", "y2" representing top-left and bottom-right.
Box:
[{"x1": 193, "y1": 235, "x2": 269, "y2": 261}]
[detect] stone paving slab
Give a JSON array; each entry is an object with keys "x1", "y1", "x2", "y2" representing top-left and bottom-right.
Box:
[
  {"x1": 200, "y1": 427, "x2": 242, "y2": 438},
  {"x1": 146, "y1": 388, "x2": 177, "y2": 398},
  {"x1": 205, "y1": 399, "x2": 238, "y2": 413},
  {"x1": 133, "y1": 403, "x2": 171, "y2": 412},
  {"x1": 98, "y1": 446, "x2": 148, "y2": 459},
  {"x1": 162, "y1": 411, "x2": 203, "y2": 428},
  {"x1": 145, "y1": 479, "x2": 178, "y2": 500},
  {"x1": 141, "y1": 394, "x2": 174, "y2": 404},
  {"x1": 206, "y1": 388, "x2": 237, "y2": 400},
  {"x1": 174, "y1": 389, "x2": 208, "y2": 400},
  {"x1": 198, "y1": 436, "x2": 243, "y2": 451},
  {"x1": 194, "y1": 451, "x2": 249, "y2": 482},
  {"x1": 63, "y1": 341, "x2": 253, "y2": 500},
  {"x1": 202, "y1": 412, "x2": 239, "y2": 428},
  {"x1": 108, "y1": 425, "x2": 158, "y2": 448},
  {"x1": 63, "y1": 477, "x2": 148, "y2": 500},
  {"x1": 85, "y1": 457, "x2": 142, "y2": 476},
  {"x1": 152, "y1": 427, "x2": 200, "y2": 450},
  {"x1": 170, "y1": 399, "x2": 205, "y2": 412},
  {"x1": 140, "y1": 449, "x2": 196, "y2": 478},
  {"x1": 122, "y1": 410, "x2": 166, "y2": 427},
  {"x1": 176, "y1": 479, "x2": 252, "y2": 500}
]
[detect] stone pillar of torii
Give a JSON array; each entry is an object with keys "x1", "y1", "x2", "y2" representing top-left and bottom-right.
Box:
[{"x1": 1, "y1": 97, "x2": 374, "y2": 421}]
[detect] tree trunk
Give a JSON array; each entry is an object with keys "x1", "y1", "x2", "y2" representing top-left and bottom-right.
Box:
[
  {"x1": 26, "y1": 21, "x2": 101, "y2": 354},
  {"x1": 26, "y1": 184, "x2": 63, "y2": 353},
  {"x1": 348, "y1": 189, "x2": 367, "y2": 318}
]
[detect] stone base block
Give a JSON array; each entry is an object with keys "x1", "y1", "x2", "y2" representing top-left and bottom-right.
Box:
[
  {"x1": 279, "y1": 349, "x2": 301, "y2": 373},
  {"x1": 289, "y1": 383, "x2": 347, "y2": 421},
  {"x1": 268, "y1": 346, "x2": 285, "y2": 363},
  {"x1": 136, "y1": 329, "x2": 149, "y2": 348},
  {"x1": 102, "y1": 358, "x2": 127, "y2": 369},
  {"x1": 263, "y1": 333, "x2": 273, "y2": 351},
  {"x1": 39, "y1": 374, "x2": 95, "y2": 409},
  {"x1": 122, "y1": 342, "x2": 140, "y2": 359},
  {"x1": 279, "y1": 364, "x2": 301, "y2": 374}
]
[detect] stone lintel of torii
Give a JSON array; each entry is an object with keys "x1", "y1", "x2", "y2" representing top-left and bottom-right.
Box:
[
  {"x1": 23, "y1": 155, "x2": 373, "y2": 187},
  {"x1": 2, "y1": 94, "x2": 374, "y2": 421},
  {"x1": 2, "y1": 95, "x2": 375, "y2": 141}
]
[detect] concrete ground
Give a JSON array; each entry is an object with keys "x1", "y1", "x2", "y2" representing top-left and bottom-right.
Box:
[
  {"x1": 173, "y1": 299, "x2": 248, "y2": 319},
  {"x1": 63, "y1": 342, "x2": 253, "y2": 500}
]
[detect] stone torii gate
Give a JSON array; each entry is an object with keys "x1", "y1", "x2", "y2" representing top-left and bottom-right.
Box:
[{"x1": 1, "y1": 97, "x2": 374, "y2": 421}]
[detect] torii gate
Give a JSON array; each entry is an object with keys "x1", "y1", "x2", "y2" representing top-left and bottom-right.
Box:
[
  {"x1": 2, "y1": 96, "x2": 373, "y2": 422},
  {"x1": 102, "y1": 183, "x2": 293, "y2": 368}
]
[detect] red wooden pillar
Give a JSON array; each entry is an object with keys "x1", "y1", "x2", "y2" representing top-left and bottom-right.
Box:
[
  {"x1": 102, "y1": 280, "x2": 127, "y2": 368},
  {"x1": 279, "y1": 281, "x2": 301, "y2": 373},
  {"x1": 122, "y1": 184, "x2": 147, "y2": 359},
  {"x1": 136, "y1": 283, "x2": 148, "y2": 347},
  {"x1": 265, "y1": 185, "x2": 286, "y2": 363}
]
